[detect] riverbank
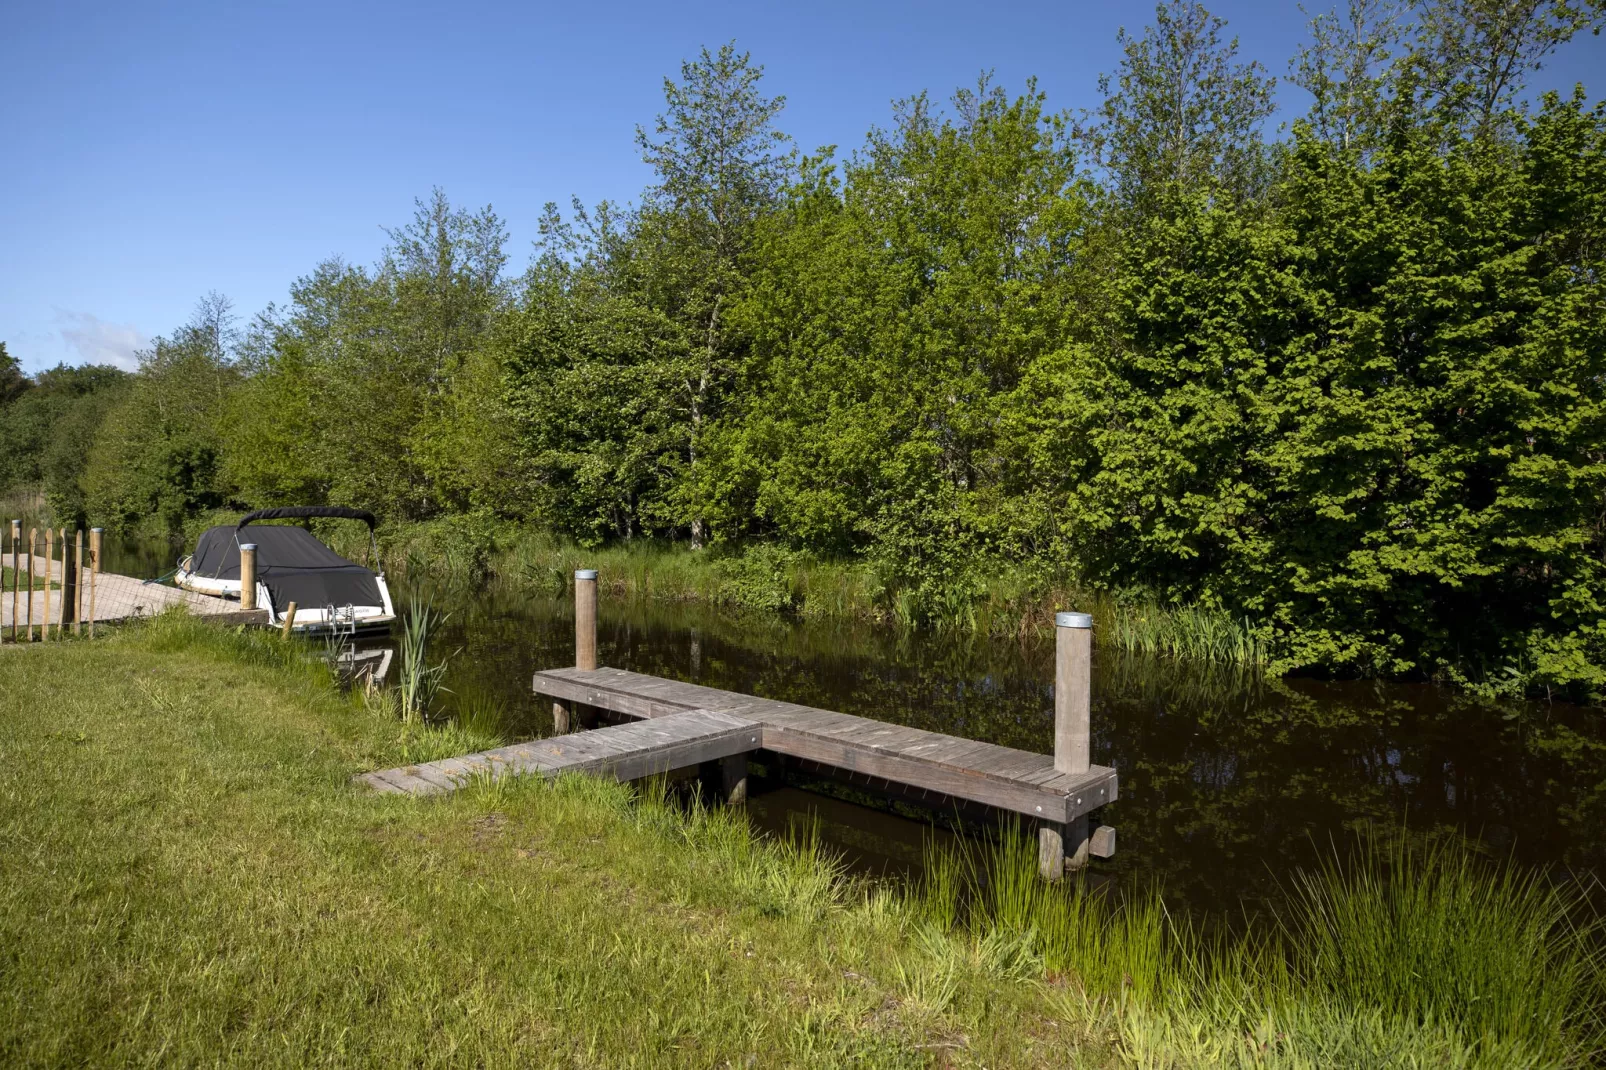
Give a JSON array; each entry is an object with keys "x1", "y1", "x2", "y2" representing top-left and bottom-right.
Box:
[
  {"x1": 360, "y1": 518, "x2": 1269, "y2": 668},
  {"x1": 1, "y1": 615, "x2": 1597, "y2": 1065}
]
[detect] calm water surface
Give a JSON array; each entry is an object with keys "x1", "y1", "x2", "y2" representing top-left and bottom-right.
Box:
[{"x1": 111, "y1": 539, "x2": 1606, "y2": 915}]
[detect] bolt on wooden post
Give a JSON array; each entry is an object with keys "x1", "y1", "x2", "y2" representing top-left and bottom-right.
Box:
[
  {"x1": 1040, "y1": 611, "x2": 1094, "y2": 880},
  {"x1": 239, "y1": 543, "x2": 258, "y2": 611}
]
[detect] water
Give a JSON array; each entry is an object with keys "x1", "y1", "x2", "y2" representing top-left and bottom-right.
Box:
[{"x1": 109, "y1": 538, "x2": 1606, "y2": 916}]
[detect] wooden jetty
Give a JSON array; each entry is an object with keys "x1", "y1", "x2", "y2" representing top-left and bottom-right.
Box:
[
  {"x1": 362, "y1": 569, "x2": 1118, "y2": 879},
  {"x1": 3, "y1": 523, "x2": 265, "y2": 641}
]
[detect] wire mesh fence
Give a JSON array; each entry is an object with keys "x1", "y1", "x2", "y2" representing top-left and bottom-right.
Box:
[{"x1": 2, "y1": 522, "x2": 236, "y2": 643}]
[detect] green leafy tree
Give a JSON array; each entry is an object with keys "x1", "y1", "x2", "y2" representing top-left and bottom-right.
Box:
[
  {"x1": 0, "y1": 341, "x2": 28, "y2": 407},
  {"x1": 1086, "y1": 0, "x2": 1277, "y2": 209},
  {"x1": 82, "y1": 295, "x2": 240, "y2": 533}
]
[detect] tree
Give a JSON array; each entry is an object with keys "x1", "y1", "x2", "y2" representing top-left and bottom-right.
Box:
[
  {"x1": 0, "y1": 341, "x2": 28, "y2": 407},
  {"x1": 81, "y1": 296, "x2": 239, "y2": 533},
  {"x1": 1416, "y1": 0, "x2": 1606, "y2": 132},
  {"x1": 635, "y1": 42, "x2": 793, "y2": 547},
  {"x1": 1291, "y1": 0, "x2": 1411, "y2": 152},
  {"x1": 1087, "y1": 0, "x2": 1277, "y2": 208}
]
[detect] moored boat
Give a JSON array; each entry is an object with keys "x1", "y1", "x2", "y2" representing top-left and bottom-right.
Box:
[{"x1": 175, "y1": 506, "x2": 396, "y2": 634}]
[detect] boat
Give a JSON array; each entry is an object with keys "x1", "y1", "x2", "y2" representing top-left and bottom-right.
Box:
[{"x1": 175, "y1": 506, "x2": 397, "y2": 635}]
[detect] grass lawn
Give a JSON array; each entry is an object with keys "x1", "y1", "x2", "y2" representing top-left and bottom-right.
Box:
[{"x1": 0, "y1": 615, "x2": 1597, "y2": 1067}]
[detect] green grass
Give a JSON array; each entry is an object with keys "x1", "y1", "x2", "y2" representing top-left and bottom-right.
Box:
[
  {"x1": 910, "y1": 825, "x2": 1604, "y2": 1067},
  {"x1": 361, "y1": 518, "x2": 1269, "y2": 668}
]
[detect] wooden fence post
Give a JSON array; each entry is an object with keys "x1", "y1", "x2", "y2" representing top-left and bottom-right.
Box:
[
  {"x1": 239, "y1": 544, "x2": 257, "y2": 611},
  {"x1": 281, "y1": 602, "x2": 298, "y2": 640},
  {"x1": 25, "y1": 528, "x2": 35, "y2": 641},
  {"x1": 69, "y1": 530, "x2": 82, "y2": 635},
  {"x1": 88, "y1": 528, "x2": 102, "y2": 638},
  {"x1": 1040, "y1": 611, "x2": 1094, "y2": 879},
  {"x1": 7, "y1": 520, "x2": 17, "y2": 643},
  {"x1": 42, "y1": 529, "x2": 52, "y2": 640}
]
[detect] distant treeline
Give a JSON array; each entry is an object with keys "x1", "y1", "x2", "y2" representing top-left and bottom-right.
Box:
[{"x1": 3, "y1": 0, "x2": 1604, "y2": 699}]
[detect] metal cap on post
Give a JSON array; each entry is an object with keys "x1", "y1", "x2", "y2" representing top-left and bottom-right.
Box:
[
  {"x1": 1054, "y1": 612, "x2": 1093, "y2": 776},
  {"x1": 575, "y1": 569, "x2": 598, "y2": 671},
  {"x1": 239, "y1": 543, "x2": 258, "y2": 612}
]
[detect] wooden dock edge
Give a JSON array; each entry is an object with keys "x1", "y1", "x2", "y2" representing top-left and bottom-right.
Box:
[
  {"x1": 355, "y1": 709, "x2": 760, "y2": 797},
  {"x1": 532, "y1": 671, "x2": 1118, "y2": 824}
]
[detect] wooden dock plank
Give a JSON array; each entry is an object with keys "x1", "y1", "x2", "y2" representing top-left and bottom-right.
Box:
[{"x1": 358, "y1": 709, "x2": 759, "y2": 797}]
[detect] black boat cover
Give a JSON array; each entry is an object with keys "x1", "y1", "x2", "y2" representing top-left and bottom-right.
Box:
[
  {"x1": 188, "y1": 525, "x2": 383, "y2": 610},
  {"x1": 238, "y1": 505, "x2": 377, "y2": 530}
]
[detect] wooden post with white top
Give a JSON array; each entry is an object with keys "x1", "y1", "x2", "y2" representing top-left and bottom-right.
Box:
[
  {"x1": 1040, "y1": 611, "x2": 1093, "y2": 879},
  {"x1": 239, "y1": 543, "x2": 258, "y2": 611},
  {"x1": 554, "y1": 569, "x2": 599, "y2": 734}
]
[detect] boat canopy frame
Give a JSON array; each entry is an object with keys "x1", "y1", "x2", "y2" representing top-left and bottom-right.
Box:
[{"x1": 234, "y1": 505, "x2": 380, "y2": 574}]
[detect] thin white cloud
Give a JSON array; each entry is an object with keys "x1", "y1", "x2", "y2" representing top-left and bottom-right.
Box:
[{"x1": 55, "y1": 311, "x2": 147, "y2": 371}]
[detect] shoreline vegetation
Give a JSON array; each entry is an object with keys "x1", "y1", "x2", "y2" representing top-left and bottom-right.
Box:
[
  {"x1": 367, "y1": 518, "x2": 1273, "y2": 667},
  {"x1": 0, "y1": 614, "x2": 1598, "y2": 1065}
]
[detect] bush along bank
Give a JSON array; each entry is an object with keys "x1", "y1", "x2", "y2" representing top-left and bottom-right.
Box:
[{"x1": 359, "y1": 517, "x2": 1271, "y2": 669}]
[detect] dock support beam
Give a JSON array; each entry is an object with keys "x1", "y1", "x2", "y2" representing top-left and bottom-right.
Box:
[
  {"x1": 239, "y1": 543, "x2": 257, "y2": 611},
  {"x1": 701, "y1": 754, "x2": 748, "y2": 806},
  {"x1": 1041, "y1": 610, "x2": 1094, "y2": 880}
]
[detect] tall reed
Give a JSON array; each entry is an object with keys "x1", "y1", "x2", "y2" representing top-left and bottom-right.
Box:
[
  {"x1": 1284, "y1": 829, "x2": 1603, "y2": 1059},
  {"x1": 911, "y1": 824, "x2": 1603, "y2": 1062},
  {"x1": 396, "y1": 598, "x2": 450, "y2": 722}
]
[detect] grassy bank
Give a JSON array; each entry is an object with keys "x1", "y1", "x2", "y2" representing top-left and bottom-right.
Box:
[
  {"x1": 2, "y1": 614, "x2": 1598, "y2": 1065},
  {"x1": 360, "y1": 518, "x2": 1269, "y2": 668}
]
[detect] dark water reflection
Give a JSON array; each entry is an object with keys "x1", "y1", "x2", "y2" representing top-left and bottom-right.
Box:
[{"x1": 106, "y1": 538, "x2": 1606, "y2": 916}]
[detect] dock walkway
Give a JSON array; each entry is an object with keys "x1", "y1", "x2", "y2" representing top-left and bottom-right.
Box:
[
  {"x1": 358, "y1": 570, "x2": 1116, "y2": 878},
  {"x1": 532, "y1": 667, "x2": 1118, "y2": 824},
  {"x1": 357, "y1": 709, "x2": 759, "y2": 795}
]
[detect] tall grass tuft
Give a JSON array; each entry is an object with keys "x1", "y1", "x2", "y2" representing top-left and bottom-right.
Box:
[
  {"x1": 396, "y1": 598, "x2": 451, "y2": 723},
  {"x1": 1285, "y1": 829, "x2": 1604, "y2": 1060},
  {"x1": 911, "y1": 822, "x2": 1603, "y2": 1062}
]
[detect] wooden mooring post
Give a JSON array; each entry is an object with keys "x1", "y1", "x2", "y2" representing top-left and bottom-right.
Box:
[
  {"x1": 553, "y1": 569, "x2": 599, "y2": 734},
  {"x1": 1038, "y1": 611, "x2": 1117, "y2": 880},
  {"x1": 239, "y1": 543, "x2": 257, "y2": 611}
]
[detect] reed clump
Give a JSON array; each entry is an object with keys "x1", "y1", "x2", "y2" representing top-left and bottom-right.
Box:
[{"x1": 909, "y1": 824, "x2": 1603, "y2": 1065}]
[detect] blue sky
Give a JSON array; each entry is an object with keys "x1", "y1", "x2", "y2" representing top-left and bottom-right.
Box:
[{"x1": 4, "y1": 0, "x2": 1602, "y2": 373}]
